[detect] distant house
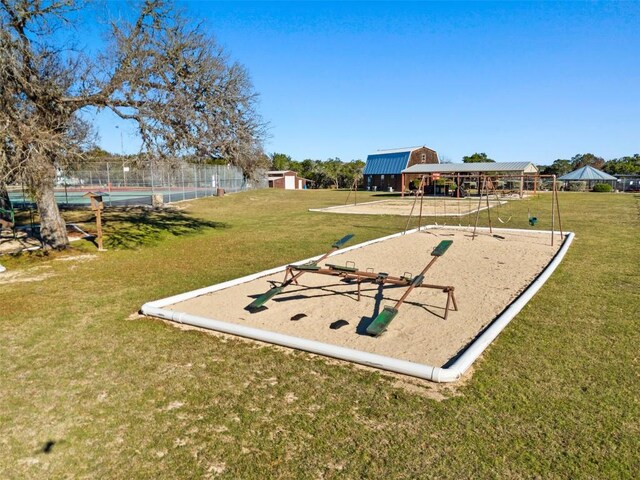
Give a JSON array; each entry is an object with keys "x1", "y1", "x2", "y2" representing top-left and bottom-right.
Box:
[
  {"x1": 267, "y1": 170, "x2": 309, "y2": 190},
  {"x1": 363, "y1": 146, "x2": 439, "y2": 192}
]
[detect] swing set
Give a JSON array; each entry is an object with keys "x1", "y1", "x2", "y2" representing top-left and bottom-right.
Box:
[
  {"x1": 344, "y1": 176, "x2": 360, "y2": 206},
  {"x1": 471, "y1": 173, "x2": 563, "y2": 245},
  {"x1": 401, "y1": 173, "x2": 563, "y2": 245}
]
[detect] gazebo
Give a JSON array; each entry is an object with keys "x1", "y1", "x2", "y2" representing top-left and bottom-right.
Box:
[{"x1": 558, "y1": 165, "x2": 617, "y2": 190}]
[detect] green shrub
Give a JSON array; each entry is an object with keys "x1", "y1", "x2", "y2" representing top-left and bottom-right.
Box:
[
  {"x1": 592, "y1": 183, "x2": 613, "y2": 192},
  {"x1": 567, "y1": 181, "x2": 587, "y2": 192}
]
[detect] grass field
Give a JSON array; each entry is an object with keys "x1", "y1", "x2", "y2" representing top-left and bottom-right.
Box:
[{"x1": 1, "y1": 190, "x2": 638, "y2": 478}]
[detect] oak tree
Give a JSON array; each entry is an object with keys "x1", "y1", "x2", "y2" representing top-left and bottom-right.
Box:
[
  {"x1": 1, "y1": 0, "x2": 266, "y2": 248},
  {"x1": 462, "y1": 152, "x2": 495, "y2": 163}
]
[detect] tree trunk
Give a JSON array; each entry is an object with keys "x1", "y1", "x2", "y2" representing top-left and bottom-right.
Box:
[{"x1": 34, "y1": 170, "x2": 69, "y2": 249}]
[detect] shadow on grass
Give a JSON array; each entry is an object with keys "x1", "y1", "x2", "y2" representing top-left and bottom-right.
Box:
[{"x1": 101, "y1": 207, "x2": 227, "y2": 250}]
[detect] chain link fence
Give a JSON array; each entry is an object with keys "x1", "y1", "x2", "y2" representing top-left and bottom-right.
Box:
[{"x1": 9, "y1": 159, "x2": 267, "y2": 208}]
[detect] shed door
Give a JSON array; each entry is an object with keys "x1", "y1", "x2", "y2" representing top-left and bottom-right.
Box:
[{"x1": 285, "y1": 175, "x2": 295, "y2": 189}]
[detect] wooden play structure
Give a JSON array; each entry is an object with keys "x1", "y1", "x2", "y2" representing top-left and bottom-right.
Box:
[{"x1": 246, "y1": 235, "x2": 457, "y2": 336}]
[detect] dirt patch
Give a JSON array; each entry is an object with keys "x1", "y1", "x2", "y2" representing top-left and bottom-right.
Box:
[
  {"x1": 54, "y1": 254, "x2": 97, "y2": 263},
  {"x1": 0, "y1": 265, "x2": 54, "y2": 285}
]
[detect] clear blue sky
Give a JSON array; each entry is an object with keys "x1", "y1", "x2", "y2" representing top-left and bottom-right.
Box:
[{"x1": 93, "y1": 1, "x2": 640, "y2": 165}]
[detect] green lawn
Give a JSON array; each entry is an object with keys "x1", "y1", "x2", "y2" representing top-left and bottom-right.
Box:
[{"x1": 1, "y1": 190, "x2": 638, "y2": 478}]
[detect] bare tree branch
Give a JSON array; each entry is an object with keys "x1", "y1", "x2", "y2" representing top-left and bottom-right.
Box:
[{"x1": 1, "y1": 0, "x2": 267, "y2": 248}]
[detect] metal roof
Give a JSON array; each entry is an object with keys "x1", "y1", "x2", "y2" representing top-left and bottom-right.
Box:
[
  {"x1": 363, "y1": 151, "x2": 412, "y2": 175},
  {"x1": 267, "y1": 170, "x2": 295, "y2": 175},
  {"x1": 369, "y1": 146, "x2": 425, "y2": 155},
  {"x1": 402, "y1": 162, "x2": 538, "y2": 174},
  {"x1": 558, "y1": 165, "x2": 617, "y2": 181}
]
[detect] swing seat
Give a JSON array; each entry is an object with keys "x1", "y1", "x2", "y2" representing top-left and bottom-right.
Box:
[{"x1": 529, "y1": 216, "x2": 538, "y2": 226}]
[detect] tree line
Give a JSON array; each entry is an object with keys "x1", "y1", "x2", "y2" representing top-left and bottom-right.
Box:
[
  {"x1": 461, "y1": 152, "x2": 639, "y2": 175},
  {"x1": 539, "y1": 153, "x2": 640, "y2": 176}
]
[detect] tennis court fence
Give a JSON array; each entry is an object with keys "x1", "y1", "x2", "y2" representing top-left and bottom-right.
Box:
[{"x1": 9, "y1": 161, "x2": 268, "y2": 208}]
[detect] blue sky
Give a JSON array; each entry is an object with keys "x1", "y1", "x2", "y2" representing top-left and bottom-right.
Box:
[{"x1": 92, "y1": 1, "x2": 640, "y2": 165}]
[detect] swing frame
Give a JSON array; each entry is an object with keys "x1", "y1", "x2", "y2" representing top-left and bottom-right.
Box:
[
  {"x1": 471, "y1": 173, "x2": 563, "y2": 245},
  {"x1": 401, "y1": 172, "x2": 563, "y2": 246}
]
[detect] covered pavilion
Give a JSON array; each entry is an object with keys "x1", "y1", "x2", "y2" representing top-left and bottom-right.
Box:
[
  {"x1": 400, "y1": 162, "x2": 539, "y2": 197},
  {"x1": 558, "y1": 165, "x2": 617, "y2": 190}
]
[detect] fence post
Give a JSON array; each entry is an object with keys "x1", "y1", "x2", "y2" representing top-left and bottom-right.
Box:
[
  {"x1": 106, "y1": 162, "x2": 112, "y2": 206},
  {"x1": 194, "y1": 166, "x2": 198, "y2": 198},
  {"x1": 150, "y1": 158, "x2": 155, "y2": 194},
  {"x1": 182, "y1": 165, "x2": 185, "y2": 201}
]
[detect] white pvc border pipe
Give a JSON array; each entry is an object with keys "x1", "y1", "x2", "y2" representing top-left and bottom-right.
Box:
[{"x1": 141, "y1": 226, "x2": 574, "y2": 382}]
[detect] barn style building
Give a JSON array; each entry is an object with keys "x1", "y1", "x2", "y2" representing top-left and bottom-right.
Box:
[{"x1": 363, "y1": 146, "x2": 439, "y2": 192}]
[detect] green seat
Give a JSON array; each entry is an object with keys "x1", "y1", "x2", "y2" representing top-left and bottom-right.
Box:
[
  {"x1": 332, "y1": 234, "x2": 354, "y2": 248},
  {"x1": 246, "y1": 286, "x2": 283, "y2": 312},
  {"x1": 366, "y1": 306, "x2": 398, "y2": 337},
  {"x1": 326, "y1": 263, "x2": 358, "y2": 272},
  {"x1": 432, "y1": 240, "x2": 453, "y2": 257},
  {"x1": 293, "y1": 263, "x2": 320, "y2": 271}
]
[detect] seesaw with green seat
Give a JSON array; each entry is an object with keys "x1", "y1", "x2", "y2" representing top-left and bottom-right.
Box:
[
  {"x1": 245, "y1": 234, "x2": 354, "y2": 312},
  {"x1": 246, "y1": 235, "x2": 457, "y2": 335},
  {"x1": 366, "y1": 240, "x2": 456, "y2": 336}
]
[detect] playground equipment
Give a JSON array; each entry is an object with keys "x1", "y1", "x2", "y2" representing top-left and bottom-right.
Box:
[
  {"x1": 246, "y1": 235, "x2": 457, "y2": 336},
  {"x1": 404, "y1": 175, "x2": 426, "y2": 233},
  {"x1": 344, "y1": 177, "x2": 360, "y2": 206},
  {"x1": 246, "y1": 234, "x2": 355, "y2": 312},
  {"x1": 471, "y1": 174, "x2": 563, "y2": 246},
  {"x1": 484, "y1": 177, "x2": 512, "y2": 224},
  {"x1": 397, "y1": 172, "x2": 564, "y2": 246},
  {"x1": 366, "y1": 239, "x2": 456, "y2": 336}
]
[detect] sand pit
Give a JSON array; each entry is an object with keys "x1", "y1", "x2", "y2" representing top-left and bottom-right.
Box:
[
  {"x1": 309, "y1": 197, "x2": 506, "y2": 216},
  {"x1": 143, "y1": 227, "x2": 573, "y2": 382}
]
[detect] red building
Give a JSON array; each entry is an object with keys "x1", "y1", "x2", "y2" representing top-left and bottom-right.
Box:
[{"x1": 267, "y1": 170, "x2": 309, "y2": 190}]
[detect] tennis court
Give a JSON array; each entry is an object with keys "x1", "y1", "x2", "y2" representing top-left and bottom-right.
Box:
[{"x1": 8, "y1": 186, "x2": 222, "y2": 208}]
